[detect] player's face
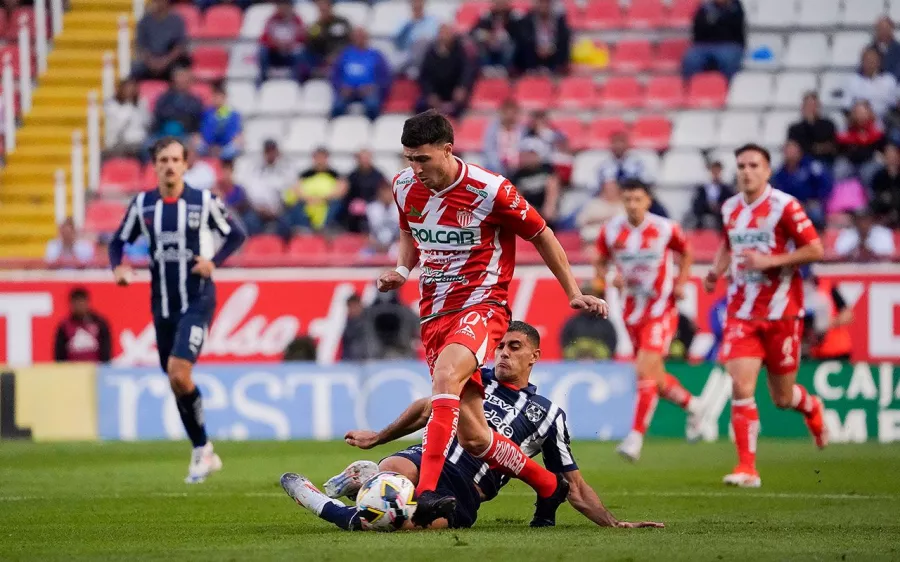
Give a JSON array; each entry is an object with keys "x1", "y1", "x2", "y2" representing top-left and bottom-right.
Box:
[
  {"x1": 622, "y1": 187, "x2": 651, "y2": 223},
  {"x1": 154, "y1": 143, "x2": 187, "y2": 188},
  {"x1": 735, "y1": 150, "x2": 770, "y2": 195},
  {"x1": 403, "y1": 143, "x2": 453, "y2": 190},
  {"x1": 494, "y1": 332, "x2": 540, "y2": 384}
]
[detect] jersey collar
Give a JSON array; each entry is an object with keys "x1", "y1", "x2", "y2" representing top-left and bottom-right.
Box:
[
  {"x1": 432, "y1": 156, "x2": 467, "y2": 198},
  {"x1": 741, "y1": 184, "x2": 772, "y2": 209}
]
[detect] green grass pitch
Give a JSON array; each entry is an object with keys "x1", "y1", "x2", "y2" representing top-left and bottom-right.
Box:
[{"x1": 1, "y1": 440, "x2": 898, "y2": 561}]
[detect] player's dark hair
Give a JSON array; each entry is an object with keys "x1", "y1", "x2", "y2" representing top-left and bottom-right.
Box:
[
  {"x1": 401, "y1": 110, "x2": 454, "y2": 148},
  {"x1": 619, "y1": 179, "x2": 651, "y2": 194},
  {"x1": 151, "y1": 136, "x2": 187, "y2": 162},
  {"x1": 508, "y1": 321, "x2": 540, "y2": 348},
  {"x1": 69, "y1": 287, "x2": 89, "y2": 302},
  {"x1": 734, "y1": 143, "x2": 771, "y2": 164}
]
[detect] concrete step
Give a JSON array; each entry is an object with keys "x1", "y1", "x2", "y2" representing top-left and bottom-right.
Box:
[
  {"x1": 54, "y1": 31, "x2": 118, "y2": 50},
  {"x1": 16, "y1": 125, "x2": 75, "y2": 143},
  {"x1": 70, "y1": 0, "x2": 133, "y2": 12},
  {"x1": 2, "y1": 164, "x2": 59, "y2": 183},
  {"x1": 0, "y1": 241, "x2": 50, "y2": 258},
  {"x1": 0, "y1": 202, "x2": 56, "y2": 221},
  {"x1": 0, "y1": 185, "x2": 56, "y2": 204},
  {"x1": 38, "y1": 68, "x2": 102, "y2": 87},
  {"x1": 23, "y1": 105, "x2": 88, "y2": 126},
  {"x1": 65, "y1": 11, "x2": 121, "y2": 27},
  {"x1": 46, "y1": 49, "x2": 107, "y2": 67}
]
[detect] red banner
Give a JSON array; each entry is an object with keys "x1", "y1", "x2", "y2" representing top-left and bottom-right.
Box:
[{"x1": 0, "y1": 267, "x2": 897, "y2": 366}]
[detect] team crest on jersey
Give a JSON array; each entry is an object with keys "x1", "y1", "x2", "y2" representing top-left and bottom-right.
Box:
[
  {"x1": 457, "y1": 210, "x2": 474, "y2": 228},
  {"x1": 525, "y1": 402, "x2": 546, "y2": 423},
  {"x1": 187, "y1": 211, "x2": 201, "y2": 229}
]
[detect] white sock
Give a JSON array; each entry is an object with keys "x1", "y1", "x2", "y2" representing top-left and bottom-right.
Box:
[{"x1": 686, "y1": 397, "x2": 701, "y2": 415}]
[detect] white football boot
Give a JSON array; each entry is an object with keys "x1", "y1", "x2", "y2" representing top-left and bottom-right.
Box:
[
  {"x1": 616, "y1": 431, "x2": 644, "y2": 463},
  {"x1": 685, "y1": 399, "x2": 708, "y2": 443},
  {"x1": 281, "y1": 472, "x2": 331, "y2": 514},
  {"x1": 184, "y1": 442, "x2": 223, "y2": 484},
  {"x1": 324, "y1": 460, "x2": 379, "y2": 500},
  {"x1": 722, "y1": 466, "x2": 762, "y2": 488}
]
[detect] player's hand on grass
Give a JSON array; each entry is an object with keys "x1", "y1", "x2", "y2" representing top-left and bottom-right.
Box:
[
  {"x1": 344, "y1": 430, "x2": 379, "y2": 450},
  {"x1": 614, "y1": 521, "x2": 665, "y2": 529},
  {"x1": 570, "y1": 294, "x2": 609, "y2": 318},
  {"x1": 703, "y1": 270, "x2": 718, "y2": 293},
  {"x1": 191, "y1": 258, "x2": 216, "y2": 278},
  {"x1": 113, "y1": 265, "x2": 133, "y2": 286},
  {"x1": 377, "y1": 270, "x2": 406, "y2": 292}
]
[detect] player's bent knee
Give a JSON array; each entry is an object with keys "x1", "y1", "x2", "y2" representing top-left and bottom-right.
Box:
[
  {"x1": 378, "y1": 457, "x2": 419, "y2": 483},
  {"x1": 457, "y1": 428, "x2": 492, "y2": 456},
  {"x1": 771, "y1": 391, "x2": 794, "y2": 409},
  {"x1": 166, "y1": 357, "x2": 195, "y2": 395}
]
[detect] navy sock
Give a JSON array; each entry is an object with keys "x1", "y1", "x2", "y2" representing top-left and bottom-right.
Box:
[
  {"x1": 176, "y1": 387, "x2": 208, "y2": 448},
  {"x1": 320, "y1": 502, "x2": 363, "y2": 531}
]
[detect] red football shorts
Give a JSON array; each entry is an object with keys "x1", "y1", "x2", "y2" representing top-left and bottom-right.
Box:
[
  {"x1": 720, "y1": 317, "x2": 803, "y2": 376},
  {"x1": 627, "y1": 308, "x2": 678, "y2": 356},
  {"x1": 420, "y1": 303, "x2": 509, "y2": 390}
]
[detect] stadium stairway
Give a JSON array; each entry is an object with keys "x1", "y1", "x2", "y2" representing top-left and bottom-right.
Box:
[{"x1": 0, "y1": 0, "x2": 131, "y2": 258}]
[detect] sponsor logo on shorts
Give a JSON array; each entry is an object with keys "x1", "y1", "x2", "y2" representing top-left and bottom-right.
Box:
[{"x1": 420, "y1": 266, "x2": 468, "y2": 285}]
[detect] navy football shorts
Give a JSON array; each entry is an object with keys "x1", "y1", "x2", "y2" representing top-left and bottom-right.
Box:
[
  {"x1": 385, "y1": 445, "x2": 482, "y2": 529},
  {"x1": 153, "y1": 304, "x2": 213, "y2": 372}
]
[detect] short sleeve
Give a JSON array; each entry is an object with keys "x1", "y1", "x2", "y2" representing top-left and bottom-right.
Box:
[
  {"x1": 540, "y1": 410, "x2": 578, "y2": 473},
  {"x1": 207, "y1": 193, "x2": 233, "y2": 236},
  {"x1": 492, "y1": 179, "x2": 547, "y2": 240},
  {"x1": 392, "y1": 174, "x2": 411, "y2": 233},
  {"x1": 113, "y1": 196, "x2": 143, "y2": 245},
  {"x1": 667, "y1": 222, "x2": 688, "y2": 253},
  {"x1": 595, "y1": 225, "x2": 610, "y2": 258},
  {"x1": 780, "y1": 198, "x2": 820, "y2": 247}
]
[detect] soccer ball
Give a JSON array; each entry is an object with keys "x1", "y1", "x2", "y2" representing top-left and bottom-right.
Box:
[{"x1": 354, "y1": 471, "x2": 417, "y2": 531}]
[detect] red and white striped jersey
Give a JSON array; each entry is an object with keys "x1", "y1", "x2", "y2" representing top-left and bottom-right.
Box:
[
  {"x1": 393, "y1": 157, "x2": 547, "y2": 322},
  {"x1": 596, "y1": 213, "x2": 687, "y2": 326},
  {"x1": 721, "y1": 185, "x2": 820, "y2": 320}
]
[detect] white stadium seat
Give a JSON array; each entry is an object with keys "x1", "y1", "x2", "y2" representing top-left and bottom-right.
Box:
[
  {"x1": 660, "y1": 150, "x2": 708, "y2": 186},
  {"x1": 841, "y1": 0, "x2": 887, "y2": 27},
  {"x1": 333, "y1": 2, "x2": 370, "y2": 28},
  {"x1": 717, "y1": 113, "x2": 762, "y2": 148},
  {"x1": 227, "y1": 44, "x2": 258, "y2": 80},
  {"x1": 784, "y1": 33, "x2": 830, "y2": 69},
  {"x1": 727, "y1": 72, "x2": 774, "y2": 108},
  {"x1": 371, "y1": 39, "x2": 404, "y2": 71},
  {"x1": 752, "y1": 0, "x2": 798, "y2": 29},
  {"x1": 654, "y1": 186, "x2": 694, "y2": 224},
  {"x1": 240, "y1": 3, "x2": 275, "y2": 39},
  {"x1": 774, "y1": 72, "x2": 818, "y2": 108},
  {"x1": 283, "y1": 117, "x2": 329, "y2": 154},
  {"x1": 819, "y1": 71, "x2": 852, "y2": 109},
  {"x1": 709, "y1": 148, "x2": 738, "y2": 183},
  {"x1": 744, "y1": 33, "x2": 785, "y2": 70},
  {"x1": 797, "y1": 0, "x2": 840, "y2": 29},
  {"x1": 370, "y1": 1, "x2": 409, "y2": 38},
  {"x1": 226, "y1": 80, "x2": 257, "y2": 116},
  {"x1": 328, "y1": 153, "x2": 359, "y2": 175},
  {"x1": 296, "y1": 2, "x2": 319, "y2": 24},
  {"x1": 831, "y1": 32, "x2": 870, "y2": 68},
  {"x1": 300, "y1": 80, "x2": 334, "y2": 116},
  {"x1": 374, "y1": 154, "x2": 404, "y2": 179},
  {"x1": 571, "y1": 150, "x2": 610, "y2": 191},
  {"x1": 371, "y1": 114, "x2": 410, "y2": 153},
  {"x1": 671, "y1": 111, "x2": 718, "y2": 149},
  {"x1": 256, "y1": 79, "x2": 301, "y2": 115},
  {"x1": 327, "y1": 115, "x2": 372, "y2": 153},
  {"x1": 631, "y1": 149, "x2": 661, "y2": 183},
  {"x1": 244, "y1": 117, "x2": 287, "y2": 152},
  {"x1": 891, "y1": 0, "x2": 900, "y2": 21},
  {"x1": 761, "y1": 111, "x2": 798, "y2": 146}
]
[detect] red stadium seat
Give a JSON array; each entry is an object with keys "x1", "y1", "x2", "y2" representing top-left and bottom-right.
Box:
[
  {"x1": 172, "y1": 3, "x2": 201, "y2": 37},
  {"x1": 139, "y1": 80, "x2": 168, "y2": 109},
  {"x1": 689, "y1": 229, "x2": 723, "y2": 262},
  {"x1": 557, "y1": 76, "x2": 598, "y2": 109},
  {"x1": 631, "y1": 115, "x2": 671, "y2": 150},
  {"x1": 0, "y1": 45, "x2": 36, "y2": 78},
  {"x1": 669, "y1": 0, "x2": 702, "y2": 28},
  {"x1": 550, "y1": 117, "x2": 587, "y2": 151},
  {"x1": 645, "y1": 75, "x2": 685, "y2": 109},
  {"x1": 600, "y1": 76, "x2": 643, "y2": 109},
  {"x1": 190, "y1": 82, "x2": 213, "y2": 106},
  {"x1": 456, "y1": 2, "x2": 489, "y2": 30},
  {"x1": 384, "y1": 79, "x2": 419, "y2": 113},
  {"x1": 626, "y1": 0, "x2": 666, "y2": 29},
  {"x1": 610, "y1": 40, "x2": 653, "y2": 72},
  {"x1": 191, "y1": 46, "x2": 228, "y2": 81},
  {"x1": 470, "y1": 78, "x2": 511, "y2": 111},
  {"x1": 582, "y1": 0, "x2": 624, "y2": 30},
  {"x1": 562, "y1": 0, "x2": 585, "y2": 30},
  {"x1": 587, "y1": 117, "x2": 629, "y2": 149},
  {"x1": 195, "y1": 5, "x2": 242, "y2": 39},
  {"x1": 288, "y1": 234, "x2": 329, "y2": 256},
  {"x1": 332, "y1": 233, "x2": 368, "y2": 255},
  {"x1": 100, "y1": 158, "x2": 142, "y2": 194},
  {"x1": 4, "y1": 7, "x2": 36, "y2": 40},
  {"x1": 513, "y1": 76, "x2": 555, "y2": 110},
  {"x1": 686, "y1": 72, "x2": 728, "y2": 108},
  {"x1": 556, "y1": 231, "x2": 581, "y2": 253},
  {"x1": 656, "y1": 38, "x2": 691, "y2": 72},
  {"x1": 455, "y1": 115, "x2": 489, "y2": 152},
  {"x1": 515, "y1": 236, "x2": 541, "y2": 263},
  {"x1": 142, "y1": 164, "x2": 157, "y2": 188},
  {"x1": 199, "y1": 157, "x2": 223, "y2": 180},
  {"x1": 243, "y1": 235, "x2": 285, "y2": 257},
  {"x1": 85, "y1": 200, "x2": 128, "y2": 234}
]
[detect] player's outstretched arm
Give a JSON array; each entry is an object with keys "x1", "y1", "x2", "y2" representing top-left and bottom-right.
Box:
[
  {"x1": 345, "y1": 397, "x2": 431, "y2": 449},
  {"x1": 564, "y1": 470, "x2": 664, "y2": 529},
  {"x1": 532, "y1": 228, "x2": 609, "y2": 317}
]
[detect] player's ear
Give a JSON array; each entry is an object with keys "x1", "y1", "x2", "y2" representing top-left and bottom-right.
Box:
[
  {"x1": 531, "y1": 348, "x2": 542, "y2": 365},
  {"x1": 443, "y1": 143, "x2": 453, "y2": 157}
]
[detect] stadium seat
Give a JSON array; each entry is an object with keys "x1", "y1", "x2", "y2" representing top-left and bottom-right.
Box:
[
  {"x1": 600, "y1": 76, "x2": 643, "y2": 109},
  {"x1": 288, "y1": 235, "x2": 330, "y2": 257},
  {"x1": 226, "y1": 80, "x2": 257, "y2": 116},
  {"x1": 708, "y1": 147, "x2": 738, "y2": 182},
  {"x1": 227, "y1": 44, "x2": 258, "y2": 80},
  {"x1": 455, "y1": 115, "x2": 489, "y2": 152},
  {"x1": 374, "y1": 154, "x2": 403, "y2": 178},
  {"x1": 172, "y1": 3, "x2": 201, "y2": 36},
  {"x1": 455, "y1": 2, "x2": 489, "y2": 30},
  {"x1": 752, "y1": 0, "x2": 797, "y2": 29},
  {"x1": 610, "y1": 40, "x2": 653, "y2": 72},
  {"x1": 333, "y1": 2, "x2": 370, "y2": 28},
  {"x1": 470, "y1": 78, "x2": 511, "y2": 111},
  {"x1": 645, "y1": 76, "x2": 685, "y2": 109},
  {"x1": 582, "y1": 0, "x2": 624, "y2": 30},
  {"x1": 727, "y1": 72, "x2": 774, "y2": 109},
  {"x1": 656, "y1": 38, "x2": 690, "y2": 72},
  {"x1": 327, "y1": 115, "x2": 372, "y2": 153},
  {"x1": 256, "y1": 79, "x2": 301, "y2": 115},
  {"x1": 890, "y1": 0, "x2": 900, "y2": 22},
  {"x1": 840, "y1": 0, "x2": 885, "y2": 26},
  {"x1": 686, "y1": 72, "x2": 728, "y2": 108},
  {"x1": 562, "y1": 0, "x2": 585, "y2": 29},
  {"x1": 196, "y1": 5, "x2": 242, "y2": 39},
  {"x1": 243, "y1": 235, "x2": 286, "y2": 257},
  {"x1": 668, "y1": 0, "x2": 700, "y2": 27},
  {"x1": 717, "y1": 112, "x2": 762, "y2": 148},
  {"x1": 550, "y1": 117, "x2": 588, "y2": 151},
  {"x1": 383, "y1": 79, "x2": 419, "y2": 113},
  {"x1": 587, "y1": 117, "x2": 629, "y2": 149},
  {"x1": 244, "y1": 117, "x2": 287, "y2": 152},
  {"x1": 761, "y1": 111, "x2": 798, "y2": 146},
  {"x1": 99, "y1": 158, "x2": 141, "y2": 194},
  {"x1": 85, "y1": 200, "x2": 128, "y2": 235},
  {"x1": 557, "y1": 76, "x2": 598, "y2": 109},
  {"x1": 371, "y1": 114, "x2": 409, "y2": 153},
  {"x1": 830, "y1": 32, "x2": 870, "y2": 69},
  {"x1": 797, "y1": 0, "x2": 839, "y2": 28},
  {"x1": 369, "y1": 1, "x2": 409, "y2": 38},
  {"x1": 660, "y1": 150, "x2": 708, "y2": 186},
  {"x1": 0, "y1": 45, "x2": 36, "y2": 78},
  {"x1": 773, "y1": 72, "x2": 818, "y2": 108},
  {"x1": 654, "y1": 186, "x2": 693, "y2": 223},
  {"x1": 138, "y1": 79, "x2": 167, "y2": 109},
  {"x1": 283, "y1": 117, "x2": 329, "y2": 154},
  {"x1": 626, "y1": 0, "x2": 666, "y2": 29},
  {"x1": 631, "y1": 149, "x2": 662, "y2": 182},
  {"x1": 631, "y1": 115, "x2": 672, "y2": 150},
  {"x1": 784, "y1": 33, "x2": 829, "y2": 69},
  {"x1": 300, "y1": 80, "x2": 334, "y2": 116},
  {"x1": 240, "y1": 3, "x2": 275, "y2": 39},
  {"x1": 190, "y1": 82, "x2": 213, "y2": 106},
  {"x1": 296, "y1": 2, "x2": 319, "y2": 25},
  {"x1": 513, "y1": 76, "x2": 555, "y2": 110},
  {"x1": 671, "y1": 111, "x2": 717, "y2": 149},
  {"x1": 191, "y1": 46, "x2": 228, "y2": 81},
  {"x1": 818, "y1": 71, "x2": 851, "y2": 109},
  {"x1": 743, "y1": 33, "x2": 785, "y2": 71},
  {"x1": 571, "y1": 150, "x2": 609, "y2": 190},
  {"x1": 332, "y1": 233, "x2": 369, "y2": 255}
]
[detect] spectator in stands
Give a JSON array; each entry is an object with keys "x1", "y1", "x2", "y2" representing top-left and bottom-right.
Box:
[
  {"x1": 183, "y1": 146, "x2": 217, "y2": 191},
  {"x1": 341, "y1": 293, "x2": 370, "y2": 361},
  {"x1": 509, "y1": 138, "x2": 561, "y2": 225},
  {"x1": 214, "y1": 159, "x2": 250, "y2": 221},
  {"x1": 560, "y1": 281, "x2": 617, "y2": 360},
  {"x1": 597, "y1": 131, "x2": 649, "y2": 189},
  {"x1": 131, "y1": 0, "x2": 190, "y2": 81},
  {"x1": 515, "y1": 0, "x2": 570, "y2": 74},
  {"x1": 524, "y1": 111, "x2": 572, "y2": 185},
  {"x1": 104, "y1": 78, "x2": 150, "y2": 158},
  {"x1": 644, "y1": 182, "x2": 670, "y2": 218},
  {"x1": 53, "y1": 288, "x2": 111, "y2": 363},
  {"x1": 364, "y1": 290, "x2": 420, "y2": 359},
  {"x1": 344, "y1": 149, "x2": 388, "y2": 233},
  {"x1": 833, "y1": 208, "x2": 896, "y2": 261},
  {"x1": 236, "y1": 139, "x2": 295, "y2": 237},
  {"x1": 471, "y1": 0, "x2": 522, "y2": 75},
  {"x1": 289, "y1": 147, "x2": 347, "y2": 232},
  {"x1": 871, "y1": 143, "x2": 900, "y2": 227},
  {"x1": 835, "y1": 100, "x2": 886, "y2": 187},
  {"x1": 416, "y1": 24, "x2": 477, "y2": 118},
  {"x1": 788, "y1": 92, "x2": 838, "y2": 166},
  {"x1": 330, "y1": 28, "x2": 392, "y2": 120},
  {"x1": 483, "y1": 98, "x2": 525, "y2": 176},
  {"x1": 395, "y1": 0, "x2": 441, "y2": 78},
  {"x1": 367, "y1": 183, "x2": 401, "y2": 254},
  {"x1": 687, "y1": 160, "x2": 734, "y2": 229},
  {"x1": 771, "y1": 140, "x2": 831, "y2": 229},
  {"x1": 45, "y1": 218, "x2": 95, "y2": 266},
  {"x1": 257, "y1": 0, "x2": 307, "y2": 85},
  {"x1": 149, "y1": 67, "x2": 203, "y2": 149},
  {"x1": 870, "y1": 16, "x2": 900, "y2": 81},
  {"x1": 681, "y1": 0, "x2": 746, "y2": 81},
  {"x1": 841, "y1": 47, "x2": 897, "y2": 119},
  {"x1": 577, "y1": 179, "x2": 624, "y2": 246},
  {"x1": 306, "y1": 0, "x2": 353, "y2": 75},
  {"x1": 198, "y1": 80, "x2": 243, "y2": 161}
]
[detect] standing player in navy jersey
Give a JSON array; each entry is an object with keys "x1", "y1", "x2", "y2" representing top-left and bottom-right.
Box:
[
  {"x1": 109, "y1": 137, "x2": 247, "y2": 483},
  {"x1": 280, "y1": 322, "x2": 664, "y2": 531}
]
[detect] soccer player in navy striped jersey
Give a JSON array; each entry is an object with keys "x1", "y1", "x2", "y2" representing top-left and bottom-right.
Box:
[
  {"x1": 109, "y1": 137, "x2": 246, "y2": 483},
  {"x1": 281, "y1": 322, "x2": 664, "y2": 530}
]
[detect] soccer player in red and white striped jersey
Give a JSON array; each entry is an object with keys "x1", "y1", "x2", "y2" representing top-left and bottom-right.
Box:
[
  {"x1": 705, "y1": 144, "x2": 828, "y2": 488},
  {"x1": 596, "y1": 180, "x2": 705, "y2": 462},
  {"x1": 376, "y1": 111, "x2": 609, "y2": 527}
]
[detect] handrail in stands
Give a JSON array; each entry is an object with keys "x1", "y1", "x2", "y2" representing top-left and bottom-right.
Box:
[
  {"x1": 87, "y1": 91, "x2": 100, "y2": 192},
  {"x1": 3, "y1": 53, "x2": 15, "y2": 153},
  {"x1": 17, "y1": 14, "x2": 32, "y2": 115},
  {"x1": 117, "y1": 15, "x2": 130, "y2": 80},
  {"x1": 54, "y1": 169, "x2": 66, "y2": 225},
  {"x1": 35, "y1": 0, "x2": 48, "y2": 75},
  {"x1": 101, "y1": 52, "x2": 115, "y2": 102},
  {"x1": 71, "y1": 130, "x2": 85, "y2": 229},
  {"x1": 50, "y1": 0, "x2": 63, "y2": 36}
]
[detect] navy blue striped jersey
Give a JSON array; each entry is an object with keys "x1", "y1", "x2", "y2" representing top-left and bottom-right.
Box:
[
  {"x1": 446, "y1": 368, "x2": 578, "y2": 501},
  {"x1": 108, "y1": 185, "x2": 246, "y2": 319}
]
